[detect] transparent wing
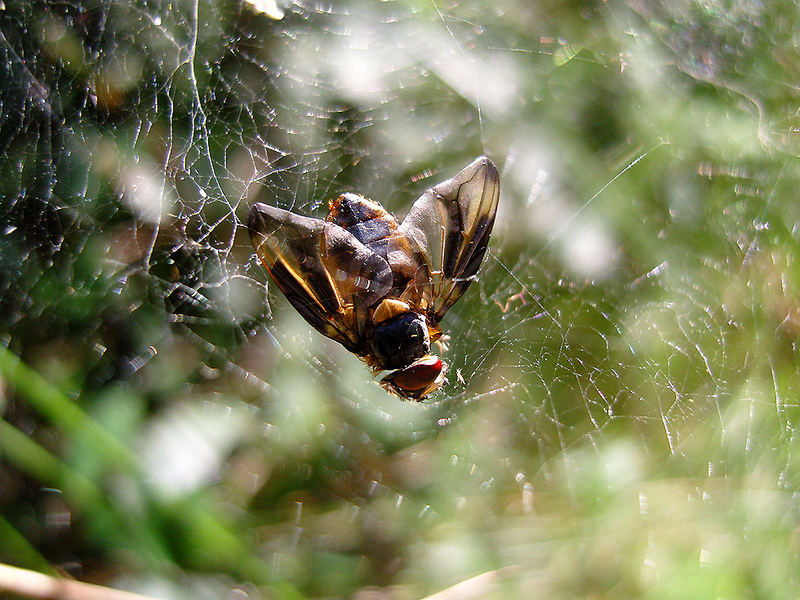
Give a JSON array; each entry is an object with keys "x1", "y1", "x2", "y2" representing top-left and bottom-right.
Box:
[
  {"x1": 397, "y1": 156, "x2": 500, "y2": 321},
  {"x1": 248, "y1": 203, "x2": 393, "y2": 351}
]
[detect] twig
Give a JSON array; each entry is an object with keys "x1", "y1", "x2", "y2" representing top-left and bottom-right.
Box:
[
  {"x1": 421, "y1": 565, "x2": 519, "y2": 600},
  {"x1": 0, "y1": 563, "x2": 165, "y2": 600}
]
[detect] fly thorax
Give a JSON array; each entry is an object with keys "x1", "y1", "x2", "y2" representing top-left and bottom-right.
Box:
[{"x1": 371, "y1": 311, "x2": 430, "y2": 371}]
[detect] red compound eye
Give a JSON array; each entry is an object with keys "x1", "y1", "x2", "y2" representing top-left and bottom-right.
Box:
[{"x1": 381, "y1": 356, "x2": 446, "y2": 400}]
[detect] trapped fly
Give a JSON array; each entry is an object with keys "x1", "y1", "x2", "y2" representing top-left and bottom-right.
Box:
[{"x1": 248, "y1": 156, "x2": 500, "y2": 400}]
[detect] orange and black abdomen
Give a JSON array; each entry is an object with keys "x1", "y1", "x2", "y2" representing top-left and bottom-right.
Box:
[{"x1": 327, "y1": 193, "x2": 399, "y2": 258}]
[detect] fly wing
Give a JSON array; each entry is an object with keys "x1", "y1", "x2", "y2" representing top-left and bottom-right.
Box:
[
  {"x1": 396, "y1": 156, "x2": 500, "y2": 321},
  {"x1": 248, "y1": 202, "x2": 393, "y2": 351}
]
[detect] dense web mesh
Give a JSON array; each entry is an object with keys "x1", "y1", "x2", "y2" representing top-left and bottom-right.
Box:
[{"x1": 2, "y1": 0, "x2": 800, "y2": 596}]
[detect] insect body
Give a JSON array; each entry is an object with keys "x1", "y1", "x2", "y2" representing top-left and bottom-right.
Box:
[{"x1": 248, "y1": 156, "x2": 500, "y2": 400}]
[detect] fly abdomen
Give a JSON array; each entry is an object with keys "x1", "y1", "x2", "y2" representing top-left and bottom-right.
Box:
[{"x1": 327, "y1": 193, "x2": 399, "y2": 252}]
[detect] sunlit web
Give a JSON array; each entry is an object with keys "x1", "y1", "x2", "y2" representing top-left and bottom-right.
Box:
[{"x1": 2, "y1": 0, "x2": 799, "y2": 514}]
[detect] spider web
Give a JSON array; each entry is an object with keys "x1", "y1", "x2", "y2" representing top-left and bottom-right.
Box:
[{"x1": 2, "y1": 0, "x2": 800, "y2": 596}]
